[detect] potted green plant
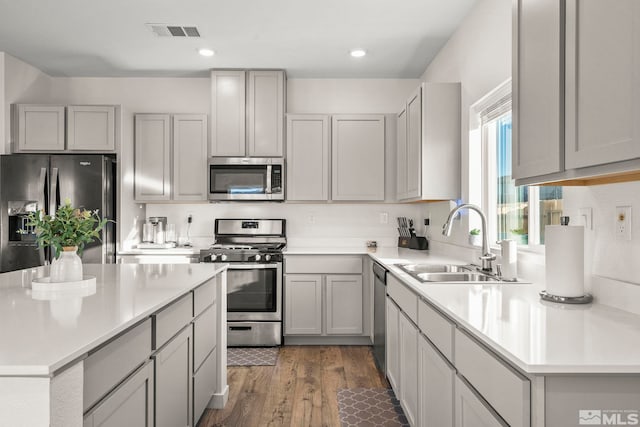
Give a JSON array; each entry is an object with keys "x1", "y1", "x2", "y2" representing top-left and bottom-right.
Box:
[
  {"x1": 469, "y1": 228, "x2": 482, "y2": 246},
  {"x1": 510, "y1": 228, "x2": 529, "y2": 245},
  {"x1": 23, "y1": 199, "x2": 109, "y2": 283}
]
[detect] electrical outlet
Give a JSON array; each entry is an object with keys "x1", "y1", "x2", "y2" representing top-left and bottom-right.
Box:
[
  {"x1": 379, "y1": 212, "x2": 388, "y2": 224},
  {"x1": 615, "y1": 206, "x2": 632, "y2": 241}
]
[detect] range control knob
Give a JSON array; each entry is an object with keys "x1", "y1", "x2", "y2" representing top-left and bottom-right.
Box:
[
  {"x1": 264, "y1": 254, "x2": 272, "y2": 262},
  {"x1": 209, "y1": 253, "x2": 218, "y2": 262},
  {"x1": 220, "y1": 254, "x2": 228, "y2": 261},
  {"x1": 254, "y1": 254, "x2": 262, "y2": 261}
]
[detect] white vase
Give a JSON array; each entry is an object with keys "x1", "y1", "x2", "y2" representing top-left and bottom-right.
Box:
[
  {"x1": 50, "y1": 246, "x2": 83, "y2": 283},
  {"x1": 469, "y1": 234, "x2": 482, "y2": 246}
]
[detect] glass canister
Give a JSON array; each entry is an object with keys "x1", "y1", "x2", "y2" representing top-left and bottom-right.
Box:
[
  {"x1": 155, "y1": 222, "x2": 165, "y2": 244},
  {"x1": 143, "y1": 222, "x2": 154, "y2": 243},
  {"x1": 165, "y1": 224, "x2": 177, "y2": 243}
]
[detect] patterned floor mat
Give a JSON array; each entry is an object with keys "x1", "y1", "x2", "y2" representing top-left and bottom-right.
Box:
[
  {"x1": 337, "y1": 388, "x2": 409, "y2": 427},
  {"x1": 227, "y1": 347, "x2": 279, "y2": 366}
]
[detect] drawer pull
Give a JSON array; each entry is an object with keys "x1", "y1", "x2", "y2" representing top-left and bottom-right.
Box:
[{"x1": 230, "y1": 326, "x2": 252, "y2": 331}]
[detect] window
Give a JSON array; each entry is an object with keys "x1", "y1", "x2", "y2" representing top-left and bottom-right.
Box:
[{"x1": 470, "y1": 81, "x2": 563, "y2": 247}]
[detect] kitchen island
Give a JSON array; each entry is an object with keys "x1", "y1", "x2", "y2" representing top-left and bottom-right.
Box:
[{"x1": 0, "y1": 263, "x2": 228, "y2": 427}]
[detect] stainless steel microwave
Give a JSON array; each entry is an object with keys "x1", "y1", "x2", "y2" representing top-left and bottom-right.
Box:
[{"x1": 208, "y1": 158, "x2": 285, "y2": 201}]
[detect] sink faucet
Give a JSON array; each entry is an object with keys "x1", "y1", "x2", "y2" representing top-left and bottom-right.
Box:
[{"x1": 442, "y1": 204, "x2": 496, "y2": 272}]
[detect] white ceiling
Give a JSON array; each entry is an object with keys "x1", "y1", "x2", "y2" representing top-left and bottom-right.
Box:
[{"x1": 0, "y1": 0, "x2": 477, "y2": 78}]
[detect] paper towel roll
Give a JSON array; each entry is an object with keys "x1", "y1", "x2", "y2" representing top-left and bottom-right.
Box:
[
  {"x1": 500, "y1": 239, "x2": 517, "y2": 281},
  {"x1": 545, "y1": 225, "x2": 585, "y2": 297}
]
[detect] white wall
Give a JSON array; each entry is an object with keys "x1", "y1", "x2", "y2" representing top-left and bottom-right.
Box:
[
  {"x1": 288, "y1": 79, "x2": 418, "y2": 113},
  {"x1": 1, "y1": 52, "x2": 55, "y2": 153}
]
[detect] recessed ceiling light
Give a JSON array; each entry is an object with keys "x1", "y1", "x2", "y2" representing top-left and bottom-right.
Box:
[
  {"x1": 350, "y1": 49, "x2": 367, "y2": 58},
  {"x1": 198, "y1": 48, "x2": 215, "y2": 57}
]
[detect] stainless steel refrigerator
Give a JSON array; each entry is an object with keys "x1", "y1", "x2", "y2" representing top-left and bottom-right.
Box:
[{"x1": 0, "y1": 154, "x2": 116, "y2": 272}]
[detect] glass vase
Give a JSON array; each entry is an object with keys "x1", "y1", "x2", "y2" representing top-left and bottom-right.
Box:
[{"x1": 50, "y1": 246, "x2": 83, "y2": 283}]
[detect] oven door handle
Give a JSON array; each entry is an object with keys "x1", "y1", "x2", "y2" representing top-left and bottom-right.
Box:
[{"x1": 225, "y1": 263, "x2": 280, "y2": 270}]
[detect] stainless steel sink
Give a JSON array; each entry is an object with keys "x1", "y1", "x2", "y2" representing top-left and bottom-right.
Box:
[
  {"x1": 416, "y1": 272, "x2": 499, "y2": 282},
  {"x1": 397, "y1": 263, "x2": 510, "y2": 283},
  {"x1": 399, "y1": 264, "x2": 470, "y2": 274}
]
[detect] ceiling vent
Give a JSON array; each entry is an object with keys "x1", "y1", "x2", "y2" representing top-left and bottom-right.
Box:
[{"x1": 146, "y1": 24, "x2": 201, "y2": 38}]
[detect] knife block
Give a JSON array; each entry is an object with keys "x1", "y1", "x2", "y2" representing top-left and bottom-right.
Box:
[{"x1": 398, "y1": 236, "x2": 428, "y2": 251}]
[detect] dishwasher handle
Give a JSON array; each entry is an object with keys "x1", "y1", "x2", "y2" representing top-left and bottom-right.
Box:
[{"x1": 372, "y1": 262, "x2": 387, "y2": 284}]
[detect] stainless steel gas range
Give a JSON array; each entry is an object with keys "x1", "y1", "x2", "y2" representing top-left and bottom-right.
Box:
[{"x1": 200, "y1": 219, "x2": 285, "y2": 347}]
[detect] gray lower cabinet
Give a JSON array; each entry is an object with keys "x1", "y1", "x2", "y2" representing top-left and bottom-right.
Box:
[
  {"x1": 83, "y1": 360, "x2": 154, "y2": 427},
  {"x1": 454, "y1": 376, "x2": 506, "y2": 427},
  {"x1": 284, "y1": 274, "x2": 364, "y2": 336},
  {"x1": 399, "y1": 311, "x2": 419, "y2": 427},
  {"x1": 389, "y1": 277, "x2": 527, "y2": 427},
  {"x1": 385, "y1": 297, "x2": 401, "y2": 394},
  {"x1": 418, "y1": 334, "x2": 454, "y2": 427},
  {"x1": 153, "y1": 326, "x2": 193, "y2": 427},
  {"x1": 284, "y1": 255, "x2": 366, "y2": 339},
  {"x1": 191, "y1": 292, "x2": 217, "y2": 426},
  {"x1": 193, "y1": 349, "x2": 217, "y2": 426},
  {"x1": 83, "y1": 319, "x2": 152, "y2": 412},
  {"x1": 284, "y1": 274, "x2": 323, "y2": 335},
  {"x1": 325, "y1": 275, "x2": 363, "y2": 335}
]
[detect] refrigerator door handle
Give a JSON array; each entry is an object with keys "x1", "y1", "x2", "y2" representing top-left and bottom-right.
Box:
[
  {"x1": 50, "y1": 167, "x2": 59, "y2": 217},
  {"x1": 38, "y1": 167, "x2": 47, "y2": 266}
]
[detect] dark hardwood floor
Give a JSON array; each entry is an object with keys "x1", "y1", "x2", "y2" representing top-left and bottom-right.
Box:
[{"x1": 199, "y1": 345, "x2": 388, "y2": 427}]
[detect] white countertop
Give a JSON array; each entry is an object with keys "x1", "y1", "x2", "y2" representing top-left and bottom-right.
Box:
[
  {"x1": 0, "y1": 263, "x2": 226, "y2": 376},
  {"x1": 292, "y1": 246, "x2": 640, "y2": 374},
  {"x1": 373, "y1": 248, "x2": 640, "y2": 374}
]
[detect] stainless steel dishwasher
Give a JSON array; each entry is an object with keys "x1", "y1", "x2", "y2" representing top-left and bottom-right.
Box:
[{"x1": 372, "y1": 262, "x2": 387, "y2": 373}]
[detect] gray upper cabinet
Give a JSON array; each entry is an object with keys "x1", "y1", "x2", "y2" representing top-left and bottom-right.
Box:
[
  {"x1": 512, "y1": 0, "x2": 564, "y2": 180},
  {"x1": 286, "y1": 114, "x2": 330, "y2": 201},
  {"x1": 134, "y1": 113, "x2": 208, "y2": 202},
  {"x1": 134, "y1": 114, "x2": 171, "y2": 201},
  {"x1": 331, "y1": 114, "x2": 385, "y2": 201},
  {"x1": 210, "y1": 69, "x2": 285, "y2": 158},
  {"x1": 247, "y1": 70, "x2": 285, "y2": 157},
  {"x1": 406, "y1": 87, "x2": 422, "y2": 199},
  {"x1": 13, "y1": 104, "x2": 117, "y2": 153},
  {"x1": 396, "y1": 105, "x2": 408, "y2": 200},
  {"x1": 14, "y1": 105, "x2": 65, "y2": 152},
  {"x1": 396, "y1": 83, "x2": 461, "y2": 202},
  {"x1": 564, "y1": 0, "x2": 640, "y2": 170},
  {"x1": 287, "y1": 113, "x2": 385, "y2": 202},
  {"x1": 210, "y1": 70, "x2": 246, "y2": 156},
  {"x1": 67, "y1": 105, "x2": 116, "y2": 151},
  {"x1": 173, "y1": 114, "x2": 208, "y2": 201},
  {"x1": 514, "y1": 0, "x2": 640, "y2": 185}
]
